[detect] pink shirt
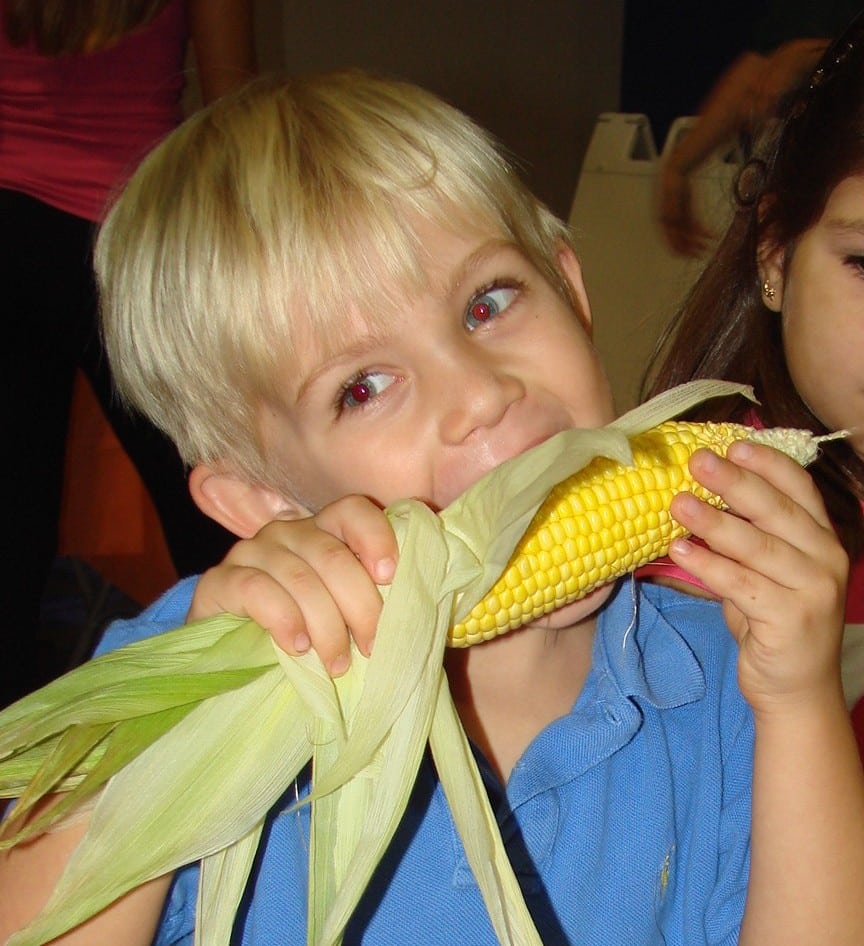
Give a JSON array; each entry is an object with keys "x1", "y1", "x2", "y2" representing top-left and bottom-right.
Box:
[{"x1": 0, "y1": 0, "x2": 188, "y2": 221}]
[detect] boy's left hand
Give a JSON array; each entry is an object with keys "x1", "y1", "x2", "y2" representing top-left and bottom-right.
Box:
[{"x1": 667, "y1": 440, "x2": 849, "y2": 713}]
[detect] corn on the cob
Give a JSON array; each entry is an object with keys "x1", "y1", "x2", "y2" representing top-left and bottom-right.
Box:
[{"x1": 449, "y1": 420, "x2": 823, "y2": 647}]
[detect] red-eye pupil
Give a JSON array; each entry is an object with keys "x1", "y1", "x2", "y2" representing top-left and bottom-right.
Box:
[
  {"x1": 350, "y1": 381, "x2": 370, "y2": 403},
  {"x1": 471, "y1": 301, "x2": 492, "y2": 321}
]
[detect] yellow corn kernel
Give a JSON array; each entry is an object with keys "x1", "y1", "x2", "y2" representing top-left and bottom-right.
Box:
[{"x1": 448, "y1": 420, "x2": 821, "y2": 647}]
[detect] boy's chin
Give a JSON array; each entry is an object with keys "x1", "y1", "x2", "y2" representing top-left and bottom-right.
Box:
[{"x1": 529, "y1": 581, "x2": 616, "y2": 632}]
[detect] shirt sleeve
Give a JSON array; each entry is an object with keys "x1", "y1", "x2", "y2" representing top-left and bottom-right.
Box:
[{"x1": 93, "y1": 576, "x2": 200, "y2": 656}]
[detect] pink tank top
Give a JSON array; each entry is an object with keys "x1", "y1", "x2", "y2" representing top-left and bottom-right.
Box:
[{"x1": 0, "y1": 0, "x2": 188, "y2": 221}]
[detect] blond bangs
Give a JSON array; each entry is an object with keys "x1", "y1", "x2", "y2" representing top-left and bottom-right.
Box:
[{"x1": 97, "y1": 73, "x2": 574, "y2": 486}]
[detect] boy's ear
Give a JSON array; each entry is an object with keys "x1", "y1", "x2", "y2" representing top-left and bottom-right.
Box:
[
  {"x1": 555, "y1": 243, "x2": 594, "y2": 334},
  {"x1": 189, "y1": 464, "x2": 311, "y2": 539}
]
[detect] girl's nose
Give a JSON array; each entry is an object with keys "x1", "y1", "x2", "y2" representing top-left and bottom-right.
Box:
[{"x1": 433, "y1": 349, "x2": 525, "y2": 444}]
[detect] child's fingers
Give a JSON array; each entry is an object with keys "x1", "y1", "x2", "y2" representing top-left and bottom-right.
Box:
[
  {"x1": 187, "y1": 497, "x2": 398, "y2": 673},
  {"x1": 314, "y1": 495, "x2": 399, "y2": 584},
  {"x1": 723, "y1": 439, "x2": 833, "y2": 530},
  {"x1": 193, "y1": 555, "x2": 362, "y2": 676},
  {"x1": 679, "y1": 444, "x2": 840, "y2": 587},
  {"x1": 301, "y1": 496, "x2": 399, "y2": 657},
  {"x1": 190, "y1": 560, "x2": 336, "y2": 658},
  {"x1": 668, "y1": 496, "x2": 787, "y2": 629},
  {"x1": 279, "y1": 519, "x2": 388, "y2": 663},
  {"x1": 241, "y1": 516, "x2": 387, "y2": 668},
  {"x1": 668, "y1": 444, "x2": 847, "y2": 663}
]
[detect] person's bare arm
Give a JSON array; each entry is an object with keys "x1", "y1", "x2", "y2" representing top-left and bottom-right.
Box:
[
  {"x1": 188, "y1": 0, "x2": 257, "y2": 104},
  {"x1": 0, "y1": 807, "x2": 171, "y2": 945},
  {"x1": 740, "y1": 688, "x2": 864, "y2": 944}
]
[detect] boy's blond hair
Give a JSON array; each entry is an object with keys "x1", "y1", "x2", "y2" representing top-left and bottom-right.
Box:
[{"x1": 96, "y1": 71, "x2": 575, "y2": 486}]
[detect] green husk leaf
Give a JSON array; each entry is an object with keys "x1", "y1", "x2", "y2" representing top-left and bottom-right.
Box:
[
  {"x1": 301, "y1": 501, "x2": 453, "y2": 945},
  {"x1": 0, "y1": 735, "x2": 100, "y2": 797},
  {"x1": 2, "y1": 704, "x2": 200, "y2": 849},
  {"x1": 0, "y1": 721, "x2": 114, "y2": 844},
  {"x1": 610, "y1": 379, "x2": 756, "y2": 435},
  {"x1": 0, "y1": 380, "x2": 756, "y2": 946},
  {"x1": 7, "y1": 660, "x2": 308, "y2": 946},
  {"x1": 0, "y1": 612, "x2": 275, "y2": 762},
  {"x1": 430, "y1": 674, "x2": 543, "y2": 946},
  {"x1": 302, "y1": 501, "x2": 449, "y2": 799},
  {"x1": 196, "y1": 825, "x2": 265, "y2": 946}
]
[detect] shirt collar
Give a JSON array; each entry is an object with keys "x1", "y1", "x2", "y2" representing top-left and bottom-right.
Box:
[{"x1": 595, "y1": 577, "x2": 706, "y2": 710}]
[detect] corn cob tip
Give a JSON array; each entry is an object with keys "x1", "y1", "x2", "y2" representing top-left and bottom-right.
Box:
[{"x1": 746, "y1": 426, "x2": 848, "y2": 466}]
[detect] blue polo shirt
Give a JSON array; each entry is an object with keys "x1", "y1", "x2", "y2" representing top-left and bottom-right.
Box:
[{"x1": 97, "y1": 577, "x2": 753, "y2": 945}]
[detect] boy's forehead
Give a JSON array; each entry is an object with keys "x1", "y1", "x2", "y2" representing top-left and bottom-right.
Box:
[
  {"x1": 305, "y1": 215, "x2": 518, "y2": 326},
  {"x1": 273, "y1": 222, "x2": 530, "y2": 397}
]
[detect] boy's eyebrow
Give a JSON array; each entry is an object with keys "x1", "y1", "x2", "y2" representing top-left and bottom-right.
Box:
[
  {"x1": 294, "y1": 333, "x2": 389, "y2": 406},
  {"x1": 441, "y1": 238, "x2": 521, "y2": 298}
]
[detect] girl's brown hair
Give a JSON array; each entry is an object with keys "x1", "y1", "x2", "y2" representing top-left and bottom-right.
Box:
[
  {"x1": 3, "y1": 0, "x2": 171, "y2": 56},
  {"x1": 643, "y1": 11, "x2": 864, "y2": 557}
]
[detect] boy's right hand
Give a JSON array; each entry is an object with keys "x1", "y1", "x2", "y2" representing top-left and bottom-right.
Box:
[{"x1": 187, "y1": 496, "x2": 398, "y2": 675}]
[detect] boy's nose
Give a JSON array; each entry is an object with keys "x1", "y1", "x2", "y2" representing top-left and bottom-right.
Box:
[{"x1": 434, "y1": 351, "x2": 525, "y2": 444}]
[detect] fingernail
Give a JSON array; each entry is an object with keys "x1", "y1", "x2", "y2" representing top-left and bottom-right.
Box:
[
  {"x1": 670, "y1": 537, "x2": 693, "y2": 555},
  {"x1": 330, "y1": 652, "x2": 350, "y2": 676},
  {"x1": 728, "y1": 440, "x2": 752, "y2": 461},
  {"x1": 293, "y1": 632, "x2": 311, "y2": 653},
  {"x1": 695, "y1": 449, "x2": 719, "y2": 472},
  {"x1": 373, "y1": 557, "x2": 396, "y2": 582},
  {"x1": 674, "y1": 491, "x2": 700, "y2": 515}
]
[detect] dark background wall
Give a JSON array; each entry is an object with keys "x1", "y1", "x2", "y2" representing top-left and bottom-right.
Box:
[
  {"x1": 620, "y1": 0, "x2": 754, "y2": 150},
  {"x1": 620, "y1": 0, "x2": 861, "y2": 151},
  {"x1": 252, "y1": 1, "x2": 624, "y2": 220}
]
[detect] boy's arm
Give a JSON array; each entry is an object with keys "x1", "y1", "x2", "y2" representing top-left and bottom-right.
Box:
[
  {"x1": 0, "y1": 810, "x2": 171, "y2": 944},
  {"x1": 670, "y1": 443, "x2": 864, "y2": 944},
  {"x1": 1, "y1": 498, "x2": 395, "y2": 942}
]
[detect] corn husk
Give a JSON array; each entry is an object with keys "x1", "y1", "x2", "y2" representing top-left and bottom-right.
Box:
[{"x1": 0, "y1": 380, "x2": 759, "y2": 946}]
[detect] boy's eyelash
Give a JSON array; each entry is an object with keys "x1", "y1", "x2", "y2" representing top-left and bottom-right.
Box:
[{"x1": 334, "y1": 370, "x2": 370, "y2": 416}]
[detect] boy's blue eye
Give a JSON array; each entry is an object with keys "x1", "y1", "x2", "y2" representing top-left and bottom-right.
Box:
[
  {"x1": 340, "y1": 371, "x2": 393, "y2": 410},
  {"x1": 465, "y1": 285, "x2": 518, "y2": 331}
]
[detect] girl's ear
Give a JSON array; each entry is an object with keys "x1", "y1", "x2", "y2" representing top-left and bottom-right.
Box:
[
  {"x1": 757, "y1": 237, "x2": 785, "y2": 313},
  {"x1": 556, "y1": 243, "x2": 594, "y2": 335},
  {"x1": 189, "y1": 464, "x2": 311, "y2": 539}
]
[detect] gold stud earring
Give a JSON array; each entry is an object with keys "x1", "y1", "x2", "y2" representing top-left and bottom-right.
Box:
[{"x1": 762, "y1": 279, "x2": 776, "y2": 301}]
